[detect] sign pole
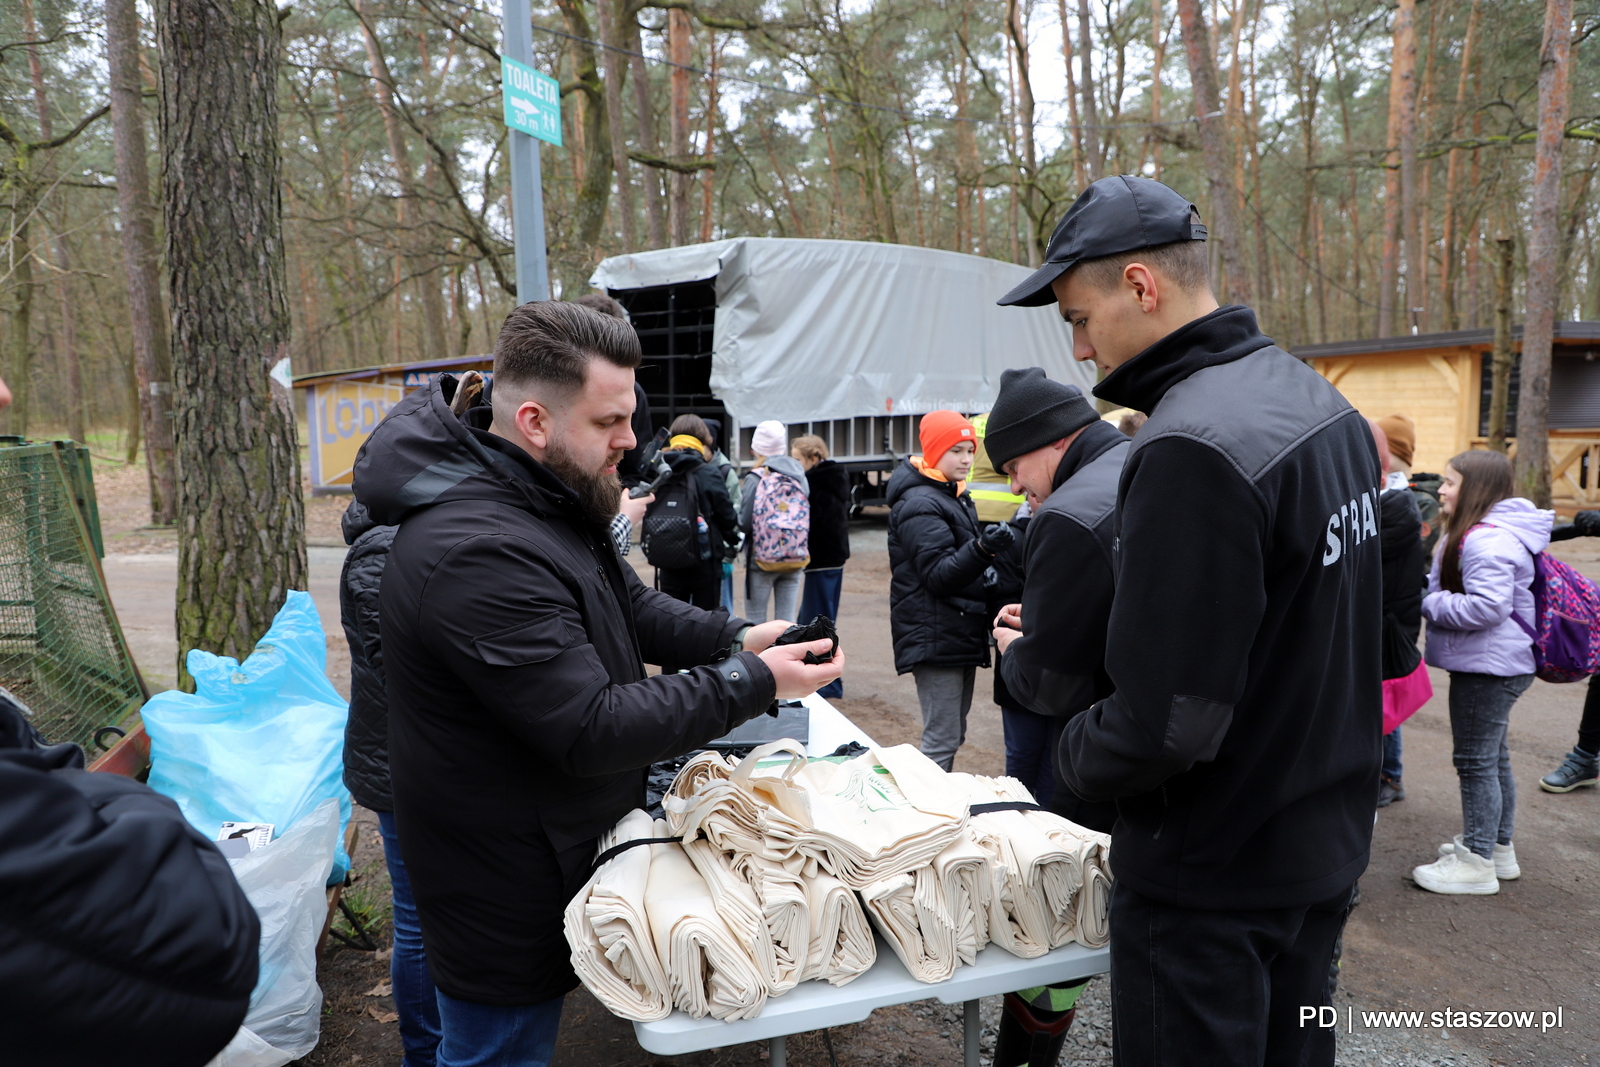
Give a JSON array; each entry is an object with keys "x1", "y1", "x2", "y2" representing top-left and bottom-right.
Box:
[{"x1": 502, "y1": 0, "x2": 549, "y2": 303}]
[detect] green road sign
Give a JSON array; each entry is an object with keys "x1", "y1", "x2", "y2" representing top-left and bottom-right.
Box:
[{"x1": 501, "y1": 57, "x2": 562, "y2": 146}]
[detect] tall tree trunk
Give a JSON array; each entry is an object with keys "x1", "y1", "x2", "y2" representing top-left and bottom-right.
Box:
[
  {"x1": 106, "y1": 0, "x2": 176, "y2": 508},
  {"x1": 1148, "y1": 0, "x2": 1166, "y2": 181},
  {"x1": 1056, "y1": 0, "x2": 1086, "y2": 190},
  {"x1": 1440, "y1": 0, "x2": 1480, "y2": 330},
  {"x1": 22, "y1": 0, "x2": 85, "y2": 442},
  {"x1": 1513, "y1": 0, "x2": 1574, "y2": 506},
  {"x1": 700, "y1": 32, "x2": 717, "y2": 244},
  {"x1": 627, "y1": 17, "x2": 666, "y2": 249},
  {"x1": 1395, "y1": 0, "x2": 1419, "y2": 330},
  {"x1": 1487, "y1": 236, "x2": 1514, "y2": 453},
  {"x1": 1377, "y1": 1, "x2": 1414, "y2": 336},
  {"x1": 1007, "y1": 0, "x2": 1041, "y2": 263},
  {"x1": 598, "y1": 0, "x2": 635, "y2": 250},
  {"x1": 1076, "y1": 0, "x2": 1101, "y2": 181},
  {"x1": 354, "y1": 0, "x2": 449, "y2": 359},
  {"x1": 667, "y1": 8, "x2": 692, "y2": 246},
  {"x1": 5, "y1": 217, "x2": 34, "y2": 438},
  {"x1": 554, "y1": 0, "x2": 614, "y2": 291},
  {"x1": 1174, "y1": 0, "x2": 1251, "y2": 303},
  {"x1": 156, "y1": 0, "x2": 307, "y2": 687}
]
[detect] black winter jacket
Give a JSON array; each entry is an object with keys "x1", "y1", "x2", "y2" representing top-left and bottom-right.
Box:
[
  {"x1": 805, "y1": 460, "x2": 853, "y2": 570},
  {"x1": 0, "y1": 692, "x2": 259, "y2": 1067},
  {"x1": 340, "y1": 500, "x2": 397, "y2": 812},
  {"x1": 1380, "y1": 483, "x2": 1425, "y2": 679},
  {"x1": 356, "y1": 379, "x2": 775, "y2": 1005},
  {"x1": 661, "y1": 447, "x2": 740, "y2": 564},
  {"x1": 886, "y1": 460, "x2": 993, "y2": 674},
  {"x1": 1062, "y1": 305, "x2": 1383, "y2": 910}
]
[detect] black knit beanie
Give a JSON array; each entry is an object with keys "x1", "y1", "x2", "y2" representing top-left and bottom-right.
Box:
[{"x1": 984, "y1": 367, "x2": 1099, "y2": 471}]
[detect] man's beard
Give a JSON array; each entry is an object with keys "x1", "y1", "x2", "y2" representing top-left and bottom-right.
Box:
[{"x1": 544, "y1": 438, "x2": 624, "y2": 526}]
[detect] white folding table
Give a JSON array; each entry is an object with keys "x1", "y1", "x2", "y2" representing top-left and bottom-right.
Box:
[{"x1": 631, "y1": 695, "x2": 1112, "y2": 1067}]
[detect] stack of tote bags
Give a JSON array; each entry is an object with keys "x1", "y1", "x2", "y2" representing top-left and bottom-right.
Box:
[{"x1": 565, "y1": 742, "x2": 1111, "y2": 1021}]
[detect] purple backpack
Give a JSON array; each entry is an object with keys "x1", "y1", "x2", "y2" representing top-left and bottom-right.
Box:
[{"x1": 1512, "y1": 551, "x2": 1600, "y2": 683}]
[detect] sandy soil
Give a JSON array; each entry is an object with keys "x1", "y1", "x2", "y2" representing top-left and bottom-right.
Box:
[{"x1": 94, "y1": 462, "x2": 1600, "y2": 1066}]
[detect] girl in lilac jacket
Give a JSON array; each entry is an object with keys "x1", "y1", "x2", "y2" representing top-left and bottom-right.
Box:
[{"x1": 1413, "y1": 450, "x2": 1551, "y2": 896}]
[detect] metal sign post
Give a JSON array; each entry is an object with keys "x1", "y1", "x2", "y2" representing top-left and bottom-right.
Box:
[{"x1": 501, "y1": 0, "x2": 554, "y2": 303}]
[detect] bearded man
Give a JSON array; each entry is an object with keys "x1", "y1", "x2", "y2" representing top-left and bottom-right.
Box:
[{"x1": 354, "y1": 300, "x2": 841, "y2": 1066}]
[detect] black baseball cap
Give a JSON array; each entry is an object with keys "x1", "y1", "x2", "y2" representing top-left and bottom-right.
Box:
[{"x1": 997, "y1": 175, "x2": 1208, "y2": 308}]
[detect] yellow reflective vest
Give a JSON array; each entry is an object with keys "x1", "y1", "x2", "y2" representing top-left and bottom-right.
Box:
[{"x1": 969, "y1": 413, "x2": 1026, "y2": 523}]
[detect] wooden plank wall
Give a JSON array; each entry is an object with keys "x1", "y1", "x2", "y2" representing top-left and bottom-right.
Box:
[{"x1": 1312, "y1": 348, "x2": 1480, "y2": 474}]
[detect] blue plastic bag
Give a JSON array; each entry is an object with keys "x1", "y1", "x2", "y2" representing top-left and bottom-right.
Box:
[{"x1": 144, "y1": 590, "x2": 352, "y2": 884}]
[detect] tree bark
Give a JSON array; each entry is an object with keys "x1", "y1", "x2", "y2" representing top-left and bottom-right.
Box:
[
  {"x1": 1440, "y1": 0, "x2": 1480, "y2": 330},
  {"x1": 554, "y1": 0, "x2": 615, "y2": 290},
  {"x1": 598, "y1": 0, "x2": 635, "y2": 250},
  {"x1": 1148, "y1": 0, "x2": 1165, "y2": 181},
  {"x1": 1513, "y1": 0, "x2": 1573, "y2": 507},
  {"x1": 627, "y1": 17, "x2": 666, "y2": 249},
  {"x1": 1076, "y1": 0, "x2": 1101, "y2": 182},
  {"x1": 667, "y1": 8, "x2": 693, "y2": 246},
  {"x1": 1487, "y1": 236, "x2": 1514, "y2": 453},
  {"x1": 1174, "y1": 0, "x2": 1251, "y2": 303},
  {"x1": 1006, "y1": 0, "x2": 1041, "y2": 263},
  {"x1": 1395, "y1": 0, "x2": 1420, "y2": 331},
  {"x1": 354, "y1": 0, "x2": 449, "y2": 360},
  {"x1": 156, "y1": 0, "x2": 307, "y2": 687},
  {"x1": 700, "y1": 32, "x2": 717, "y2": 244},
  {"x1": 106, "y1": 0, "x2": 178, "y2": 521}
]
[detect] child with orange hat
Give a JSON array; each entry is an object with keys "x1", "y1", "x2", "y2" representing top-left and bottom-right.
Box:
[{"x1": 885, "y1": 410, "x2": 1016, "y2": 770}]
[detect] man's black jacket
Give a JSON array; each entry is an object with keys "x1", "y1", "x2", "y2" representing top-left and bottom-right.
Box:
[
  {"x1": 805, "y1": 459, "x2": 853, "y2": 570},
  {"x1": 355, "y1": 379, "x2": 776, "y2": 1005},
  {"x1": 340, "y1": 500, "x2": 397, "y2": 812},
  {"x1": 1063, "y1": 305, "x2": 1383, "y2": 910},
  {"x1": 0, "y1": 692, "x2": 259, "y2": 1066},
  {"x1": 886, "y1": 459, "x2": 993, "y2": 674}
]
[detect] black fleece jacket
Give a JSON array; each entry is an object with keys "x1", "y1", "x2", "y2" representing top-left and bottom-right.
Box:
[
  {"x1": 886, "y1": 459, "x2": 994, "y2": 673},
  {"x1": 805, "y1": 459, "x2": 853, "y2": 570},
  {"x1": 355, "y1": 378, "x2": 776, "y2": 1005},
  {"x1": 339, "y1": 500, "x2": 397, "y2": 812},
  {"x1": 1062, "y1": 305, "x2": 1383, "y2": 910}
]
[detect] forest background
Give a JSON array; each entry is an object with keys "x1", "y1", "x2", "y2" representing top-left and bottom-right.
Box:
[{"x1": 2, "y1": 0, "x2": 1598, "y2": 455}]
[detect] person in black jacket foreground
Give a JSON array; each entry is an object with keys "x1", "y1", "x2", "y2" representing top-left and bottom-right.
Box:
[
  {"x1": 794, "y1": 433, "x2": 852, "y2": 698},
  {"x1": 340, "y1": 499, "x2": 441, "y2": 1067},
  {"x1": 355, "y1": 300, "x2": 841, "y2": 1067},
  {"x1": 983, "y1": 368, "x2": 1123, "y2": 1067},
  {"x1": 1000, "y1": 175, "x2": 1382, "y2": 1067}
]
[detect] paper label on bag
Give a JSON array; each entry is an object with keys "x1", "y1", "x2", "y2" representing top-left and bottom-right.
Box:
[{"x1": 217, "y1": 822, "x2": 274, "y2": 858}]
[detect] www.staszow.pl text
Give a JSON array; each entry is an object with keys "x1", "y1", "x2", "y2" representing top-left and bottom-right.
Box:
[{"x1": 1300, "y1": 1006, "x2": 1567, "y2": 1032}]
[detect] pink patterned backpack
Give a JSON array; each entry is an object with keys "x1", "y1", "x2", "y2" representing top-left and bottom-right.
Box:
[
  {"x1": 1512, "y1": 551, "x2": 1600, "y2": 683},
  {"x1": 750, "y1": 467, "x2": 810, "y2": 572}
]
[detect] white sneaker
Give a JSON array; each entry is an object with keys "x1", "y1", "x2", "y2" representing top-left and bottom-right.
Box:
[
  {"x1": 1414, "y1": 846, "x2": 1499, "y2": 895},
  {"x1": 1436, "y1": 836, "x2": 1520, "y2": 879}
]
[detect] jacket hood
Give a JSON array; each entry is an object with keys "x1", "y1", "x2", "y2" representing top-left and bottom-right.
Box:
[
  {"x1": 1094, "y1": 305, "x2": 1275, "y2": 413},
  {"x1": 758, "y1": 454, "x2": 811, "y2": 494},
  {"x1": 342, "y1": 498, "x2": 377, "y2": 545},
  {"x1": 1481, "y1": 497, "x2": 1553, "y2": 555},
  {"x1": 352, "y1": 378, "x2": 579, "y2": 527},
  {"x1": 886, "y1": 456, "x2": 956, "y2": 507},
  {"x1": 664, "y1": 448, "x2": 707, "y2": 475}
]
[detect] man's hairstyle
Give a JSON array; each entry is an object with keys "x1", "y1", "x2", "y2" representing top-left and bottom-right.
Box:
[
  {"x1": 1073, "y1": 240, "x2": 1211, "y2": 294},
  {"x1": 572, "y1": 292, "x2": 629, "y2": 320},
  {"x1": 790, "y1": 434, "x2": 829, "y2": 462},
  {"x1": 668, "y1": 413, "x2": 712, "y2": 446},
  {"x1": 492, "y1": 301, "x2": 641, "y2": 405}
]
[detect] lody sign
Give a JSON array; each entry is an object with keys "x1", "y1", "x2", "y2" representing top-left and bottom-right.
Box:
[{"x1": 501, "y1": 57, "x2": 562, "y2": 145}]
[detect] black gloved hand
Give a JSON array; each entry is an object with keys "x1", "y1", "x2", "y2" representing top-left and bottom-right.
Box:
[
  {"x1": 978, "y1": 522, "x2": 1016, "y2": 556},
  {"x1": 1575, "y1": 510, "x2": 1600, "y2": 537},
  {"x1": 982, "y1": 565, "x2": 999, "y2": 593}
]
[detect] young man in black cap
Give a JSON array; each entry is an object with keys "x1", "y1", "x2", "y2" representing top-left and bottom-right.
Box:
[
  {"x1": 1000, "y1": 175, "x2": 1383, "y2": 1066},
  {"x1": 984, "y1": 367, "x2": 1125, "y2": 1067}
]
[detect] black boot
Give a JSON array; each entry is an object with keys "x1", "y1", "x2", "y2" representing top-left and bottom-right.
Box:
[{"x1": 992, "y1": 991, "x2": 1077, "y2": 1067}]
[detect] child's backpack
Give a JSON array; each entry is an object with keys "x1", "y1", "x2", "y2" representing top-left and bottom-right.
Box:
[
  {"x1": 750, "y1": 467, "x2": 811, "y2": 572},
  {"x1": 1511, "y1": 550, "x2": 1600, "y2": 683},
  {"x1": 642, "y1": 468, "x2": 709, "y2": 570}
]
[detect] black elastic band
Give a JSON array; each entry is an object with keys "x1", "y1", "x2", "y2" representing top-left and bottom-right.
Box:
[
  {"x1": 969, "y1": 801, "x2": 1044, "y2": 815},
  {"x1": 591, "y1": 835, "x2": 682, "y2": 872}
]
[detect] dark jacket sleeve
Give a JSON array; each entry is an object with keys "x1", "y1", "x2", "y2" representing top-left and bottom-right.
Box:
[
  {"x1": 423, "y1": 533, "x2": 774, "y2": 778},
  {"x1": 696, "y1": 465, "x2": 740, "y2": 551},
  {"x1": 1062, "y1": 439, "x2": 1268, "y2": 800},
  {"x1": 626, "y1": 562, "x2": 750, "y2": 667},
  {"x1": 341, "y1": 526, "x2": 395, "y2": 812},
  {"x1": 0, "y1": 744, "x2": 260, "y2": 1066},
  {"x1": 898, "y1": 496, "x2": 992, "y2": 599},
  {"x1": 1003, "y1": 510, "x2": 1113, "y2": 718},
  {"x1": 806, "y1": 463, "x2": 853, "y2": 569}
]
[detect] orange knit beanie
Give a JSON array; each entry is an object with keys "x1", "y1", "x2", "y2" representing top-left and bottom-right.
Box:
[{"x1": 918, "y1": 410, "x2": 976, "y2": 467}]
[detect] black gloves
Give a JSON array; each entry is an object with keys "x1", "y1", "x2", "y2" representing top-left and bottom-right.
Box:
[
  {"x1": 1576, "y1": 510, "x2": 1600, "y2": 537},
  {"x1": 978, "y1": 522, "x2": 1016, "y2": 556}
]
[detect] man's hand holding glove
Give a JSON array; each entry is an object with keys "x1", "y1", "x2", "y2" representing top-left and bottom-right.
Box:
[{"x1": 977, "y1": 522, "x2": 1015, "y2": 557}]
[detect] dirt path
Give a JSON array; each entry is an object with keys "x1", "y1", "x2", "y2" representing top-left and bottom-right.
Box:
[{"x1": 95, "y1": 460, "x2": 1598, "y2": 1064}]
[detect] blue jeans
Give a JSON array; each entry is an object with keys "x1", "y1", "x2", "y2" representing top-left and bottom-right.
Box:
[
  {"x1": 1447, "y1": 671, "x2": 1534, "y2": 858},
  {"x1": 436, "y1": 990, "x2": 565, "y2": 1067},
  {"x1": 1381, "y1": 726, "x2": 1403, "y2": 781},
  {"x1": 1001, "y1": 705, "x2": 1059, "y2": 809},
  {"x1": 799, "y1": 567, "x2": 845, "y2": 699},
  {"x1": 378, "y1": 811, "x2": 442, "y2": 1067}
]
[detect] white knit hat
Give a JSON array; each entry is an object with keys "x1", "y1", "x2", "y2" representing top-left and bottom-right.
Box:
[{"x1": 751, "y1": 420, "x2": 788, "y2": 458}]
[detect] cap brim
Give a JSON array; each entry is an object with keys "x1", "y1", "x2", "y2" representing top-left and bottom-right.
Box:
[{"x1": 996, "y1": 260, "x2": 1074, "y2": 307}]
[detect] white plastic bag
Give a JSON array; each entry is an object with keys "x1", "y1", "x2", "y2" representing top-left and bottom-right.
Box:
[{"x1": 208, "y1": 800, "x2": 340, "y2": 1067}]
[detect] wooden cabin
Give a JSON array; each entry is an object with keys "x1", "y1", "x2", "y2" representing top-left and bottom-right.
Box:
[{"x1": 1296, "y1": 322, "x2": 1600, "y2": 510}]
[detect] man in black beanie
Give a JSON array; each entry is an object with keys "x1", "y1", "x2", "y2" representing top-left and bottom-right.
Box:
[
  {"x1": 999, "y1": 175, "x2": 1382, "y2": 1067},
  {"x1": 984, "y1": 367, "x2": 1124, "y2": 1067}
]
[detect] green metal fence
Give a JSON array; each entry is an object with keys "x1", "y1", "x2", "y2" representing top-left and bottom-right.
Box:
[{"x1": 0, "y1": 441, "x2": 146, "y2": 748}]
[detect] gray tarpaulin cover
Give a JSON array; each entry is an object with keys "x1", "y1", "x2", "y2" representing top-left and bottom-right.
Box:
[{"x1": 589, "y1": 238, "x2": 1095, "y2": 429}]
